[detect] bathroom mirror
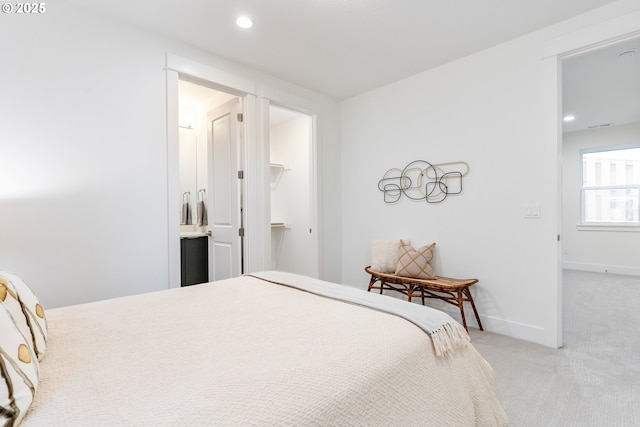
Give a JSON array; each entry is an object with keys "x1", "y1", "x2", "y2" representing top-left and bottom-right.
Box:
[
  {"x1": 179, "y1": 127, "x2": 198, "y2": 225},
  {"x1": 178, "y1": 79, "x2": 239, "y2": 229}
]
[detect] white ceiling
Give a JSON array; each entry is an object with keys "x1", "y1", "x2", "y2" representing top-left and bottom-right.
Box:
[
  {"x1": 562, "y1": 37, "x2": 640, "y2": 133},
  {"x1": 66, "y1": 0, "x2": 621, "y2": 101},
  {"x1": 178, "y1": 80, "x2": 237, "y2": 110}
]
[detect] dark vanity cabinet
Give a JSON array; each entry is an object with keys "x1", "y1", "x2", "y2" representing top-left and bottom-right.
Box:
[{"x1": 180, "y1": 235, "x2": 209, "y2": 286}]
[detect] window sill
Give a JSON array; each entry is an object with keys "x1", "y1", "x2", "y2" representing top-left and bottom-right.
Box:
[{"x1": 577, "y1": 224, "x2": 640, "y2": 232}]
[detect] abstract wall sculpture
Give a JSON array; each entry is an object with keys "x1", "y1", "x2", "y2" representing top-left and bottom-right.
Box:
[{"x1": 377, "y1": 160, "x2": 470, "y2": 204}]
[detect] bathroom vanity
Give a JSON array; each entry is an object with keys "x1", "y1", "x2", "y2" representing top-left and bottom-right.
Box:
[{"x1": 180, "y1": 232, "x2": 208, "y2": 286}]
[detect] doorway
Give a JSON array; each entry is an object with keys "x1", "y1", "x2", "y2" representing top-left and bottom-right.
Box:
[
  {"x1": 560, "y1": 35, "x2": 640, "y2": 341},
  {"x1": 166, "y1": 53, "x2": 322, "y2": 287},
  {"x1": 268, "y1": 105, "x2": 317, "y2": 277},
  {"x1": 177, "y1": 79, "x2": 242, "y2": 282}
]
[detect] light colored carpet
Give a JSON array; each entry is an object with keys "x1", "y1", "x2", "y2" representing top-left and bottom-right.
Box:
[{"x1": 469, "y1": 270, "x2": 640, "y2": 426}]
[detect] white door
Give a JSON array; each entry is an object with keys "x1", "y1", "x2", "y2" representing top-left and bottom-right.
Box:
[{"x1": 207, "y1": 99, "x2": 243, "y2": 280}]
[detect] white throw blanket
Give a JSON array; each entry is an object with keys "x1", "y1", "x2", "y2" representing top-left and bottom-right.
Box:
[{"x1": 248, "y1": 270, "x2": 471, "y2": 357}]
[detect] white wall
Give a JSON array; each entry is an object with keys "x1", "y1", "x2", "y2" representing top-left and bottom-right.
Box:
[
  {"x1": 0, "y1": 1, "x2": 341, "y2": 308},
  {"x1": 562, "y1": 122, "x2": 640, "y2": 275},
  {"x1": 339, "y1": 1, "x2": 640, "y2": 347}
]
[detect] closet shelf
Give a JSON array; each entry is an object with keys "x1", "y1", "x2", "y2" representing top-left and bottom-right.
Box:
[
  {"x1": 270, "y1": 163, "x2": 290, "y2": 170},
  {"x1": 271, "y1": 222, "x2": 292, "y2": 229},
  {"x1": 270, "y1": 163, "x2": 289, "y2": 188}
]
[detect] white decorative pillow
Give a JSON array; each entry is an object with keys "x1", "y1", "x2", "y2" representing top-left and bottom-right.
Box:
[
  {"x1": 395, "y1": 240, "x2": 436, "y2": 279},
  {"x1": 0, "y1": 272, "x2": 47, "y2": 360},
  {"x1": 370, "y1": 239, "x2": 405, "y2": 273},
  {"x1": 0, "y1": 281, "x2": 35, "y2": 364},
  {"x1": 0, "y1": 301, "x2": 39, "y2": 427}
]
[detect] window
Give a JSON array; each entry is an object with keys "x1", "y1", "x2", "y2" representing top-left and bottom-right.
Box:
[{"x1": 580, "y1": 145, "x2": 640, "y2": 226}]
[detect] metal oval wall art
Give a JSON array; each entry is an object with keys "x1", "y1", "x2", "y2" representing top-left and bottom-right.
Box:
[{"x1": 377, "y1": 160, "x2": 469, "y2": 204}]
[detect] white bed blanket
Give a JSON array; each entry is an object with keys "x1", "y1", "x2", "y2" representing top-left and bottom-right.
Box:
[
  {"x1": 23, "y1": 273, "x2": 508, "y2": 426},
  {"x1": 249, "y1": 271, "x2": 470, "y2": 357}
]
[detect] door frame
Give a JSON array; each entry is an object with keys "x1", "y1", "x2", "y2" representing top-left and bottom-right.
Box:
[
  {"x1": 542, "y1": 12, "x2": 640, "y2": 347},
  {"x1": 166, "y1": 54, "x2": 255, "y2": 288},
  {"x1": 165, "y1": 53, "x2": 322, "y2": 287},
  {"x1": 265, "y1": 101, "x2": 320, "y2": 278}
]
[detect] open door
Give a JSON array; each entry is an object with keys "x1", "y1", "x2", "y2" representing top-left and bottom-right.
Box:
[{"x1": 208, "y1": 99, "x2": 243, "y2": 280}]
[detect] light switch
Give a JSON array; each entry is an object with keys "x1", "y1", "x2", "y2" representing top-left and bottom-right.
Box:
[{"x1": 524, "y1": 205, "x2": 541, "y2": 218}]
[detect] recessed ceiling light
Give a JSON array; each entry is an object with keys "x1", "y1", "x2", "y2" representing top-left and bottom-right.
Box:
[
  {"x1": 236, "y1": 16, "x2": 253, "y2": 29},
  {"x1": 563, "y1": 115, "x2": 575, "y2": 122}
]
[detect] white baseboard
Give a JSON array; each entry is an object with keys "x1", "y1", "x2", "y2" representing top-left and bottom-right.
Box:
[
  {"x1": 433, "y1": 304, "x2": 549, "y2": 347},
  {"x1": 477, "y1": 314, "x2": 548, "y2": 346},
  {"x1": 563, "y1": 261, "x2": 640, "y2": 277}
]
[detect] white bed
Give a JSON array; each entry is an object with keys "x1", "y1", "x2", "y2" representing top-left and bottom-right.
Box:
[{"x1": 15, "y1": 271, "x2": 507, "y2": 426}]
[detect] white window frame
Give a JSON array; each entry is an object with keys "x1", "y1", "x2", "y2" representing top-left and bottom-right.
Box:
[{"x1": 579, "y1": 143, "x2": 640, "y2": 229}]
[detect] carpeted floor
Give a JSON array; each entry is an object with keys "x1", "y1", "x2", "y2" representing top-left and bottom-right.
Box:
[{"x1": 469, "y1": 270, "x2": 640, "y2": 427}]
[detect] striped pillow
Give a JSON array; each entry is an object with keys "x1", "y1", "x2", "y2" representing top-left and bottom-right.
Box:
[
  {"x1": 1, "y1": 301, "x2": 39, "y2": 426},
  {"x1": 0, "y1": 272, "x2": 47, "y2": 361}
]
